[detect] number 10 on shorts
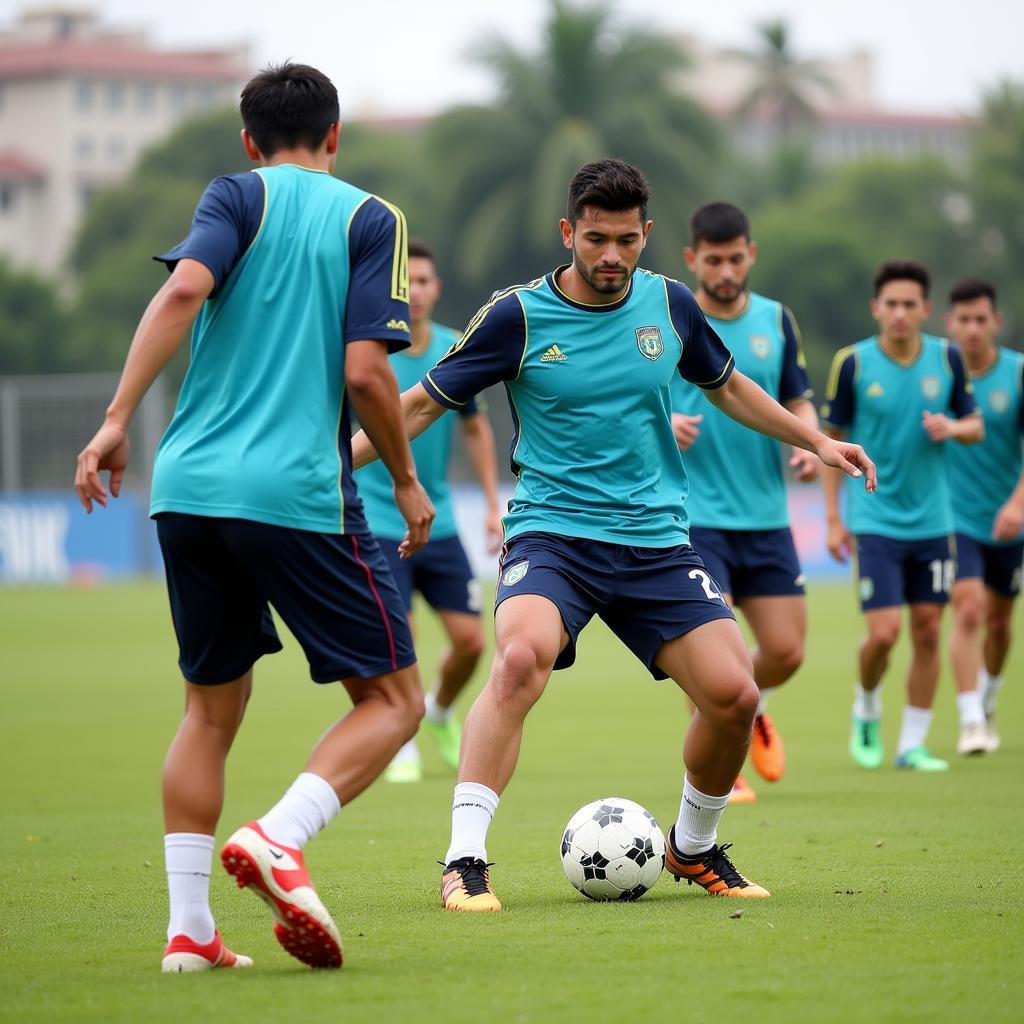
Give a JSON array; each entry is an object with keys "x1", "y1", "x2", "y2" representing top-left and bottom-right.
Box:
[{"x1": 929, "y1": 558, "x2": 954, "y2": 594}]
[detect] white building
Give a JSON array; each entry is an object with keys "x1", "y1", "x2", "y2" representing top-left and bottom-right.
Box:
[{"x1": 0, "y1": 7, "x2": 247, "y2": 276}]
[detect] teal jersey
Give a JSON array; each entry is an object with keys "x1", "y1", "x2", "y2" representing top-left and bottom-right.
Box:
[
  {"x1": 670, "y1": 292, "x2": 812, "y2": 529},
  {"x1": 949, "y1": 347, "x2": 1024, "y2": 544},
  {"x1": 422, "y1": 266, "x2": 734, "y2": 548},
  {"x1": 821, "y1": 334, "x2": 977, "y2": 540},
  {"x1": 150, "y1": 165, "x2": 410, "y2": 533},
  {"x1": 355, "y1": 323, "x2": 477, "y2": 541}
]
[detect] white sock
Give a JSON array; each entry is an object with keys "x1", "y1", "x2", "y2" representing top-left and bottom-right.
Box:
[
  {"x1": 257, "y1": 772, "x2": 340, "y2": 851},
  {"x1": 897, "y1": 706, "x2": 933, "y2": 757},
  {"x1": 424, "y1": 691, "x2": 452, "y2": 725},
  {"x1": 675, "y1": 777, "x2": 730, "y2": 857},
  {"x1": 853, "y1": 684, "x2": 882, "y2": 721},
  {"x1": 957, "y1": 690, "x2": 986, "y2": 728},
  {"x1": 444, "y1": 782, "x2": 499, "y2": 863},
  {"x1": 391, "y1": 738, "x2": 420, "y2": 765},
  {"x1": 165, "y1": 832, "x2": 215, "y2": 944},
  {"x1": 756, "y1": 686, "x2": 776, "y2": 716},
  {"x1": 980, "y1": 670, "x2": 1003, "y2": 716}
]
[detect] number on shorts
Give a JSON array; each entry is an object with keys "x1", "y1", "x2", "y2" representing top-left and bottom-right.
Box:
[
  {"x1": 688, "y1": 568, "x2": 722, "y2": 601},
  {"x1": 928, "y1": 558, "x2": 955, "y2": 594}
]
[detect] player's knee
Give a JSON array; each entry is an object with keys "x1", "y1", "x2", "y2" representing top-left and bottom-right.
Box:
[
  {"x1": 987, "y1": 611, "x2": 1013, "y2": 647},
  {"x1": 492, "y1": 640, "x2": 550, "y2": 707},
  {"x1": 764, "y1": 639, "x2": 804, "y2": 680},
  {"x1": 868, "y1": 619, "x2": 900, "y2": 651},
  {"x1": 954, "y1": 597, "x2": 984, "y2": 634},
  {"x1": 704, "y1": 676, "x2": 759, "y2": 734},
  {"x1": 395, "y1": 684, "x2": 426, "y2": 741},
  {"x1": 910, "y1": 616, "x2": 941, "y2": 652},
  {"x1": 454, "y1": 628, "x2": 486, "y2": 664}
]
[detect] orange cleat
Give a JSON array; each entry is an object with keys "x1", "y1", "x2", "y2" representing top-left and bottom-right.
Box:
[
  {"x1": 664, "y1": 828, "x2": 770, "y2": 898},
  {"x1": 440, "y1": 857, "x2": 502, "y2": 912},
  {"x1": 161, "y1": 931, "x2": 252, "y2": 973},
  {"x1": 728, "y1": 774, "x2": 757, "y2": 804},
  {"x1": 751, "y1": 712, "x2": 785, "y2": 782}
]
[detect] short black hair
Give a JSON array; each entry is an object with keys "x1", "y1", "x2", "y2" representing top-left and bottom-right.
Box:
[
  {"x1": 690, "y1": 202, "x2": 750, "y2": 246},
  {"x1": 240, "y1": 61, "x2": 339, "y2": 157},
  {"x1": 949, "y1": 277, "x2": 997, "y2": 308},
  {"x1": 873, "y1": 259, "x2": 930, "y2": 298},
  {"x1": 567, "y1": 159, "x2": 650, "y2": 224},
  {"x1": 407, "y1": 238, "x2": 438, "y2": 269}
]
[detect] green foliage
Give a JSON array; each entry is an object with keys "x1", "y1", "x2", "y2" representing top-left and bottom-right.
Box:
[{"x1": 0, "y1": 260, "x2": 67, "y2": 374}]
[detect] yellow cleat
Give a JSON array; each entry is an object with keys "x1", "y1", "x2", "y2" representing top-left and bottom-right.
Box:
[
  {"x1": 665, "y1": 829, "x2": 770, "y2": 898},
  {"x1": 440, "y1": 858, "x2": 502, "y2": 912}
]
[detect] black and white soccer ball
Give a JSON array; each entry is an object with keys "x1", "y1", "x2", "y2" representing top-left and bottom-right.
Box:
[{"x1": 560, "y1": 797, "x2": 666, "y2": 901}]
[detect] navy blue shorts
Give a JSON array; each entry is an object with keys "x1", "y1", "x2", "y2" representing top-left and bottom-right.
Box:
[
  {"x1": 495, "y1": 531, "x2": 735, "y2": 680},
  {"x1": 689, "y1": 526, "x2": 805, "y2": 601},
  {"x1": 854, "y1": 533, "x2": 955, "y2": 610},
  {"x1": 155, "y1": 514, "x2": 415, "y2": 685},
  {"x1": 955, "y1": 533, "x2": 1024, "y2": 598},
  {"x1": 377, "y1": 533, "x2": 481, "y2": 615}
]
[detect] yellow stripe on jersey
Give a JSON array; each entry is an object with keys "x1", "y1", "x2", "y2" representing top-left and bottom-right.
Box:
[
  {"x1": 437, "y1": 277, "x2": 544, "y2": 366},
  {"x1": 825, "y1": 345, "x2": 858, "y2": 400},
  {"x1": 373, "y1": 197, "x2": 409, "y2": 302}
]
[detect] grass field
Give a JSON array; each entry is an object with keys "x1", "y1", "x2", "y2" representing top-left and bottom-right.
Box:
[{"x1": 1, "y1": 581, "x2": 1022, "y2": 1023}]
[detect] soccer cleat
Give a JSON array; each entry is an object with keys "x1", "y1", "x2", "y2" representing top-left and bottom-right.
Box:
[
  {"x1": 161, "y1": 931, "x2": 252, "y2": 973},
  {"x1": 957, "y1": 722, "x2": 990, "y2": 756},
  {"x1": 894, "y1": 746, "x2": 949, "y2": 772},
  {"x1": 664, "y1": 828, "x2": 770, "y2": 898},
  {"x1": 440, "y1": 857, "x2": 502, "y2": 912},
  {"x1": 221, "y1": 821, "x2": 342, "y2": 968},
  {"x1": 384, "y1": 757, "x2": 423, "y2": 783},
  {"x1": 849, "y1": 716, "x2": 884, "y2": 769},
  {"x1": 424, "y1": 716, "x2": 462, "y2": 770},
  {"x1": 728, "y1": 774, "x2": 757, "y2": 804},
  {"x1": 985, "y1": 716, "x2": 1001, "y2": 753},
  {"x1": 750, "y1": 712, "x2": 785, "y2": 781}
]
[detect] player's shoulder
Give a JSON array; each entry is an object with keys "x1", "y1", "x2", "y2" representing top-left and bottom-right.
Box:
[
  {"x1": 203, "y1": 170, "x2": 265, "y2": 206},
  {"x1": 645, "y1": 269, "x2": 692, "y2": 300},
  {"x1": 747, "y1": 290, "x2": 781, "y2": 316},
  {"x1": 833, "y1": 338, "x2": 872, "y2": 366},
  {"x1": 472, "y1": 278, "x2": 544, "y2": 326}
]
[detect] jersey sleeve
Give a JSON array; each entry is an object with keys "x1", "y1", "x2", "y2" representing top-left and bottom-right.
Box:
[
  {"x1": 422, "y1": 293, "x2": 527, "y2": 410},
  {"x1": 778, "y1": 306, "x2": 814, "y2": 404},
  {"x1": 666, "y1": 280, "x2": 734, "y2": 389},
  {"x1": 457, "y1": 394, "x2": 480, "y2": 418},
  {"x1": 344, "y1": 197, "x2": 411, "y2": 352},
  {"x1": 154, "y1": 173, "x2": 264, "y2": 290},
  {"x1": 820, "y1": 348, "x2": 857, "y2": 428},
  {"x1": 1018, "y1": 360, "x2": 1024, "y2": 435},
  {"x1": 946, "y1": 344, "x2": 978, "y2": 419}
]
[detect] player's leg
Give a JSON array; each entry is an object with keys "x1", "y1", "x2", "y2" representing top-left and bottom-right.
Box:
[
  {"x1": 949, "y1": 534, "x2": 988, "y2": 754},
  {"x1": 894, "y1": 602, "x2": 948, "y2": 771},
  {"x1": 384, "y1": 612, "x2": 425, "y2": 782},
  {"x1": 979, "y1": 543, "x2": 1023, "y2": 749}
]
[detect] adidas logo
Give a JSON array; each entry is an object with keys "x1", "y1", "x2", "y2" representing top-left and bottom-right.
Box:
[
  {"x1": 867, "y1": 381, "x2": 884, "y2": 397},
  {"x1": 387, "y1": 318, "x2": 410, "y2": 331},
  {"x1": 540, "y1": 344, "x2": 568, "y2": 363}
]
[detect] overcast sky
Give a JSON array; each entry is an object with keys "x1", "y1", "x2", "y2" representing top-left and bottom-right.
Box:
[{"x1": 3, "y1": 0, "x2": 1020, "y2": 116}]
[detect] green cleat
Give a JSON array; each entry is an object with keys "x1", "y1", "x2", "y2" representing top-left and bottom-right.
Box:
[
  {"x1": 850, "y1": 716, "x2": 884, "y2": 769},
  {"x1": 423, "y1": 716, "x2": 462, "y2": 770},
  {"x1": 895, "y1": 746, "x2": 949, "y2": 772},
  {"x1": 384, "y1": 757, "x2": 423, "y2": 783}
]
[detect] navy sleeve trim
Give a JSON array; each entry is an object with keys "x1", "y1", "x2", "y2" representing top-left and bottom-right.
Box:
[
  {"x1": 665, "y1": 278, "x2": 735, "y2": 390},
  {"x1": 779, "y1": 305, "x2": 814, "y2": 403},
  {"x1": 820, "y1": 347, "x2": 857, "y2": 427},
  {"x1": 945, "y1": 342, "x2": 978, "y2": 419}
]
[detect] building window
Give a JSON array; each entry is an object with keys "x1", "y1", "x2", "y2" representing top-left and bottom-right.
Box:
[
  {"x1": 107, "y1": 137, "x2": 126, "y2": 162},
  {"x1": 76, "y1": 79, "x2": 94, "y2": 111},
  {"x1": 76, "y1": 136, "x2": 94, "y2": 162},
  {"x1": 0, "y1": 184, "x2": 14, "y2": 213},
  {"x1": 107, "y1": 80, "x2": 125, "y2": 112},
  {"x1": 136, "y1": 81, "x2": 156, "y2": 113}
]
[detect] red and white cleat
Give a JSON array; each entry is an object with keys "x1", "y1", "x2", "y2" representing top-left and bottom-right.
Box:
[
  {"x1": 161, "y1": 931, "x2": 253, "y2": 973},
  {"x1": 221, "y1": 821, "x2": 342, "y2": 969}
]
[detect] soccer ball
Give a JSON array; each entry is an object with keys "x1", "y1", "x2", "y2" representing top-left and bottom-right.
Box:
[{"x1": 560, "y1": 797, "x2": 666, "y2": 901}]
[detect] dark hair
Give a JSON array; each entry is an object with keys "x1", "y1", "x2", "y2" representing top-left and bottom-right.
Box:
[
  {"x1": 949, "y1": 277, "x2": 997, "y2": 308},
  {"x1": 407, "y1": 238, "x2": 438, "y2": 269},
  {"x1": 240, "y1": 61, "x2": 339, "y2": 157},
  {"x1": 690, "y1": 201, "x2": 750, "y2": 246},
  {"x1": 567, "y1": 159, "x2": 650, "y2": 224},
  {"x1": 873, "y1": 259, "x2": 930, "y2": 298}
]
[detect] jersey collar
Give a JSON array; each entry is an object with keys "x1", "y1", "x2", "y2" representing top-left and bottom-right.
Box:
[{"x1": 546, "y1": 265, "x2": 634, "y2": 312}]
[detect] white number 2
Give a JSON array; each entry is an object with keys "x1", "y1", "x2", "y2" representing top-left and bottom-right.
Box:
[
  {"x1": 928, "y1": 559, "x2": 955, "y2": 594},
  {"x1": 688, "y1": 568, "x2": 722, "y2": 601}
]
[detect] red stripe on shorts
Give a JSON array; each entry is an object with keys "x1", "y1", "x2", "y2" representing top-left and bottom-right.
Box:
[{"x1": 350, "y1": 535, "x2": 398, "y2": 671}]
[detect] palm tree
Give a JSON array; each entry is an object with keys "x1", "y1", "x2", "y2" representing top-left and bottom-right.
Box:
[{"x1": 424, "y1": 0, "x2": 721, "y2": 304}]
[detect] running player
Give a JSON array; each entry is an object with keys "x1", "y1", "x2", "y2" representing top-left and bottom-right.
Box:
[
  {"x1": 946, "y1": 278, "x2": 1023, "y2": 755},
  {"x1": 356, "y1": 239, "x2": 501, "y2": 783},
  {"x1": 672, "y1": 202, "x2": 817, "y2": 804},
  {"x1": 74, "y1": 63, "x2": 434, "y2": 971},
  {"x1": 821, "y1": 260, "x2": 982, "y2": 772},
  {"x1": 354, "y1": 159, "x2": 875, "y2": 911}
]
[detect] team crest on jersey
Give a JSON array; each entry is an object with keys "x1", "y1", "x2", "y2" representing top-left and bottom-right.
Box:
[
  {"x1": 750, "y1": 335, "x2": 772, "y2": 359},
  {"x1": 990, "y1": 390, "x2": 1010, "y2": 414},
  {"x1": 502, "y1": 560, "x2": 529, "y2": 586},
  {"x1": 921, "y1": 376, "x2": 941, "y2": 400},
  {"x1": 635, "y1": 326, "x2": 664, "y2": 361}
]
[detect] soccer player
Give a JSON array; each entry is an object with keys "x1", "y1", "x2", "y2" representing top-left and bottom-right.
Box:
[
  {"x1": 821, "y1": 260, "x2": 982, "y2": 772},
  {"x1": 356, "y1": 239, "x2": 501, "y2": 783},
  {"x1": 671, "y1": 202, "x2": 817, "y2": 804},
  {"x1": 74, "y1": 63, "x2": 434, "y2": 971},
  {"x1": 354, "y1": 159, "x2": 875, "y2": 911},
  {"x1": 946, "y1": 278, "x2": 1023, "y2": 754}
]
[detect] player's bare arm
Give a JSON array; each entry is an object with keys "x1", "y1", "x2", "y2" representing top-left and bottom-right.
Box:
[
  {"x1": 75, "y1": 258, "x2": 214, "y2": 513},
  {"x1": 785, "y1": 398, "x2": 821, "y2": 482},
  {"x1": 352, "y1": 382, "x2": 447, "y2": 470},
  {"x1": 462, "y1": 412, "x2": 503, "y2": 554},
  {"x1": 922, "y1": 409, "x2": 984, "y2": 444},
  {"x1": 820, "y1": 425, "x2": 853, "y2": 563},
  {"x1": 704, "y1": 369, "x2": 877, "y2": 492},
  {"x1": 346, "y1": 344, "x2": 436, "y2": 556}
]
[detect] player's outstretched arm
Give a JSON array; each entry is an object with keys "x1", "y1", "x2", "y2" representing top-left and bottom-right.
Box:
[
  {"x1": 821, "y1": 427, "x2": 853, "y2": 563},
  {"x1": 785, "y1": 399, "x2": 820, "y2": 482},
  {"x1": 74, "y1": 259, "x2": 214, "y2": 513},
  {"x1": 462, "y1": 412, "x2": 503, "y2": 554}
]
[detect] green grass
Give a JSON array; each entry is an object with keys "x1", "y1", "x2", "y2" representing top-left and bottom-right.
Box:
[{"x1": 1, "y1": 581, "x2": 1021, "y2": 1023}]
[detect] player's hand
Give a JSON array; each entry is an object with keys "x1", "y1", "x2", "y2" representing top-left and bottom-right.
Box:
[
  {"x1": 992, "y1": 500, "x2": 1024, "y2": 542},
  {"x1": 827, "y1": 519, "x2": 853, "y2": 563},
  {"x1": 485, "y1": 506, "x2": 502, "y2": 555},
  {"x1": 789, "y1": 446, "x2": 820, "y2": 482},
  {"x1": 922, "y1": 411, "x2": 956, "y2": 442},
  {"x1": 814, "y1": 437, "x2": 877, "y2": 493},
  {"x1": 672, "y1": 412, "x2": 702, "y2": 452},
  {"x1": 394, "y1": 479, "x2": 435, "y2": 558},
  {"x1": 75, "y1": 421, "x2": 130, "y2": 513}
]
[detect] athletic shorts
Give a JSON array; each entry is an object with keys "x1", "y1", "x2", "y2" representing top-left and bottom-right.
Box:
[
  {"x1": 688, "y1": 526, "x2": 805, "y2": 601},
  {"x1": 376, "y1": 533, "x2": 481, "y2": 616},
  {"x1": 156, "y1": 513, "x2": 415, "y2": 685},
  {"x1": 954, "y1": 533, "x2": 1024, "y2": 598},
  {"x1": 495, "y1": 531, "x2": 735, "y2": 680},
  {"x1": 854, "y1": 533, "x2": 955, "y2": 611}
]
